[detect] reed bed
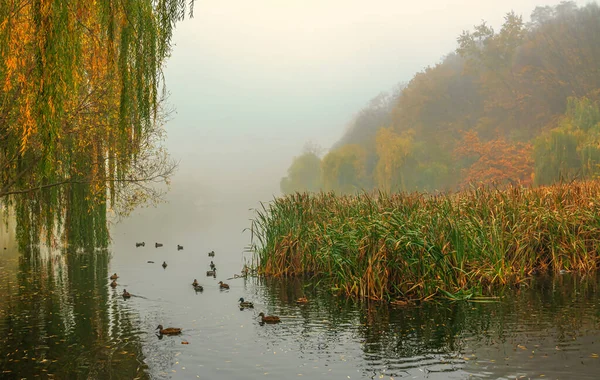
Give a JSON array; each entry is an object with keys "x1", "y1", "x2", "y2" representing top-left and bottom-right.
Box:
[{"x1": 250, "y1": 181, "x2": 600, "y2": 301}]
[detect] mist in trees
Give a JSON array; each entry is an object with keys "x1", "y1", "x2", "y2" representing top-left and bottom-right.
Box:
[{"x1": 281, "y1": 2, "x2": 600, "y2": 195}]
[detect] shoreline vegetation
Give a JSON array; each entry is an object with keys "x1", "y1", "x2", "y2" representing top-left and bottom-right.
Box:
[{"x1": 251, "y1": 180, "x2": 600, "y2": 302}]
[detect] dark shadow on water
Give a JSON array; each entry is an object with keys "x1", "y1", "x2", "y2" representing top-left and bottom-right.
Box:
[{"x1": 0, "y1": 247, "x2": 148, "y2": 379}]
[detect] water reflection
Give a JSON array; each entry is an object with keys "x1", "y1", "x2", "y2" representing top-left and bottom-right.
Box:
[
  {"x1": 0, "y1": 248, "x2": 148, "y2": 379},
  {"x1": 2, "y1": 244, "x2": 600, "y2": 379},
  {"x1": 251, "y1": 275, "x2": 600, "y2": 379}
]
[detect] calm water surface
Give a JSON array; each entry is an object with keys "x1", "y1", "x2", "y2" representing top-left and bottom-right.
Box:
[{"x1": 1, "y1": 206, "x2": 600, "y2": 379}]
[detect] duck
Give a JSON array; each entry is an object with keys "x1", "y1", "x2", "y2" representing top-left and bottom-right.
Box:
[
  {"x1": 193, "y1": 284, "x2": 204, "y2": 292},
  {"x1": 238, "y1": 297, "x2": 254, "y2": 308},
  {"x1": 192, "y1": 279, "x2": 199, "y2": 286},
  {"x1": 206, "y1": 269, "x2": 216, "y2": 276},
  {"x1": 209, "y1": 261, "x2": 215, "y2": 270},
  {"x1": 258, "y1": 312, "x2": 281, "y2": 324},
  {"x1": 110, "y1": 273, "x2": 119, "y2": 280},
  {"x1": 110, "y1": 280, "x2": 117, "y2": 288},
  {"x1": 177, "y1": 245, "x2": 183, "y2": 251},
  {"x1": 136, "y1": 242, "x2": 145, "y2": 247},
  {"x1": 155, "y1": 242, "x2": 163, "y2": 248},
  {"x1": 156, "y1": 324, "x2": 182, "y2": 335},
  {"x1": 218, "y1": 281, "x2": 230, "y2": 289},
  {"x1": 296, "y1": 297, "x2": 309, "y2": 304},
  {"x1": 162, "y1": 261, "x2": 167, "y2": 268},
  {"x1": 122, "y1": 289, "x2": 131, "y2": 298},
  {"x1": 147, "y1": 261, "x2": 155, "y2": 263},
  {"x1": 208, "y1": 250, "x2": 215, "y2": 257}
]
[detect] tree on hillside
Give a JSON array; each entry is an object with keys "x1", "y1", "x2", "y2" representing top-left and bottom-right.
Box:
[
  {"x1": 0, "y1": 1, "x2": 194, "y2": 249},
  {"x1": 534, "y1": 97, "x2": 600, "y2": 185},
  {"x1": 374, "y1": 127, "x2": 413, "y2": 192},
  {"x1": 457, "y1": 12, "x2": 528, "y2": 138},
  {"x1": 280, "y1": 152, "x2": 322, "y2": 194},
  {"x1": 455, "y1": 131, "x2": 533, "y2": 187},
  {"x1": 334, "y1": 90, "x2": 399, "y2": 151},
  {"x1": 321, "y1": 145, "x2": 368, "y2": 194}
]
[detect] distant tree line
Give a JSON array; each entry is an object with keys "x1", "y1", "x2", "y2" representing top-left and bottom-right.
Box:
[{"x1": 281, "y1": 2, "x2": 600, "y2": 194}]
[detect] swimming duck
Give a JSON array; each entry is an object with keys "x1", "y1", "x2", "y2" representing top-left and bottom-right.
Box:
[
  {"x1": 206, "y1": 269, "x2": 216, "y2": 276},
  {"x1": 258, "y1": 312, "x2": 280, "y2": 324},
  {"x1": 155, "y1": 242, "x2": 163, "y2": 248},
  {"x1": 122, "y1": 289, "x2": 131, "y2": 298},
  {"x1": 296, "y1": 297, "x2": 309, "y2": 304},
  {"x1": 192, "y1": 279, "x2": 199, "y2": 286},
  {"x1": 209, "y1": 261, "x2": 215, "y2": 270},
  {"x1": 136, "y1": 242, "x2": 145, "y2": 247},
  {"x1": 110, "y1": 273, "x2": 119, "y2": 280},
  {"x1": 162, "y1": 261, "x2": 167, "y2": 268},
  {"x1": 218, "y1": 281, "x2": 230, "y2": 289},
  {"x1": 177, "y1": 245, "x2": 183, "y2": 250},
  {"x1": 156, "y1": 325, "x2": 182, "y2": 335},
  {"x1": 110, "y1": 280, "x2": 117, "y2": 288},
  {"x1": 193, "y1": 284, "x2": 204, "y2": 292},
  {"x1": 238, "y1": 297, "x2": 254, "y2": 308},
  {"x1": 208, "y1": 250, "x2": 215, "y2": 257}
]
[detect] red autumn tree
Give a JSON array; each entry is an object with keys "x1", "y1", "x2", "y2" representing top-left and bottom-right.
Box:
[{"x1": 455, "y1": 131, "x2": 534, "y2": 187}]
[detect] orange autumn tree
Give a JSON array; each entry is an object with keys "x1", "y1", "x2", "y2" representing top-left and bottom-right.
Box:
[{"x1": 455, "y1": 131, "x2": 534, "y2": 187}]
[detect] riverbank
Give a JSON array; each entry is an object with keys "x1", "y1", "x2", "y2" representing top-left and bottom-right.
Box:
[{"x1": 250, "y1": 181, "x2": 600, "y2": 301}]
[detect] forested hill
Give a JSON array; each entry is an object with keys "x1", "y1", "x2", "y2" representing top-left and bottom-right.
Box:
[{"x1": 280, "y1": 2, "x2": 600, "y2": 194}]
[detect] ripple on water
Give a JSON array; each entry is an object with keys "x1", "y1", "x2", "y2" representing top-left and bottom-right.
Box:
[{"x1": 3, "y1": 247, "x2": 600, "y2": 379}]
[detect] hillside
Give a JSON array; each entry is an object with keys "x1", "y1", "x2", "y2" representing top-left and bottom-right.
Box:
[{"x1": 281, "y1": 2, "x2": 600, "y2": 194}]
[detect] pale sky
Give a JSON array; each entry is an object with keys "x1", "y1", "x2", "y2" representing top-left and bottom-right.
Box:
[{"x1": 160, "y1": 0, "x2": 592, "y2": 205}]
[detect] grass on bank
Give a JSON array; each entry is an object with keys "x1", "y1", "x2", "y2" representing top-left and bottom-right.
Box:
[{"x1": 250, "y1": 181, "x2": 600, "y2": 301}]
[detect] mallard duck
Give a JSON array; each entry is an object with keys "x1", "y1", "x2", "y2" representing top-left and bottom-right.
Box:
[
  {"x1": 122, "y1": 289, "x2": 131, "y2": 298},
  {"x1": 155, "y1": 242, "x2": 163, "y2": 248},
  {"x1": 238, "y1": 297, "x2": 254, "y2": 308},
  {"x1": 296, "y1": 297, "x2": 308, "y2": 304},
  {"x1": 192, "y1": 279, "x2": 199, "y2": 286},
  {"x1": 156, "y1": 324, "x2": 182, "y2": 335},
  {"x1": 206, "y1": 269, "x2": 216, "y2": 276},
  {"x1": 209, "y1": 261, "x2": 215, "y2": 270},
  {"x1": 110, "y1": 273, "x2": 119, "y2": 280},
  {"x1": 193, "y1": 284, "x2": 204, "y2": 292},
  {"x1": 136, "y1": 242, "x2": 145, "y2": 247},
  {"x1": 208, "y1": 250, "x2": 215, "y2": 257},
  {"x1": 162, "y1": 261, "x2": 168, "y2": 268},
  {"x1": 177, "y1": 245, "x2": 183, "y2": 250},
  {"x1": 258, "y1": 312, "x2": 280, "y2": 324},
  {"x1": 110, "y1": 280, "x2": 117, "y2": 288},
  {"x1": 218, "y1": 281, "x2": 229, "y2": 289}
]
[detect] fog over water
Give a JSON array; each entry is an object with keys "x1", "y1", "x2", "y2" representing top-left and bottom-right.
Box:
[
  {"x1": 3, "y1": 3, "x2": 600, "y2": 379},
  {"x1": 114, "y1": 0, "x2": 590, "y2": 235}
]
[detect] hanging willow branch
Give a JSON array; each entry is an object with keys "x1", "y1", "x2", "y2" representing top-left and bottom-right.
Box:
[{"x1": 0, "y1": 0, "x2": 194, "y2": 249}]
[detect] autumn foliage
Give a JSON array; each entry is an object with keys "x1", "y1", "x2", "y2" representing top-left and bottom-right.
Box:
[
  {"x1": 0, "y1": 1, "x2": 193, "y2": 249},
  {"x1": 281, "y1": 2, "x2": 600, "y2": 195},
  {"x1": 454, "y1": 131, "x2": 533, "y2": 187}
]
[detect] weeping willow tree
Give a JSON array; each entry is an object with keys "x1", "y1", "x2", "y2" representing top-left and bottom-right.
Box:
[
  {"x1": 0, "y1": 0, "x2": 194, "y2": 250},
  {"x1": 534, "y1": 97, "x2": 600, "y2": 185}
]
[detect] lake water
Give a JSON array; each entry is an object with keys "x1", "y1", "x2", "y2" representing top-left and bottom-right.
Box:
[{"x1": 1, "y1": 203, "x2": 600, "y2": 379}]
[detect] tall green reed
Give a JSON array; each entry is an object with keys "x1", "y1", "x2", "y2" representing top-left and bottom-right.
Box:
[{"x1": 251, "y1": 182, "x2": 600, "y2": 301}]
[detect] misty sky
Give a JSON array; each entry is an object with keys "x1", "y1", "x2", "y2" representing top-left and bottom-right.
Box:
[{"x1": 160, "y1": 0, "x2": 591, "y2": 205}]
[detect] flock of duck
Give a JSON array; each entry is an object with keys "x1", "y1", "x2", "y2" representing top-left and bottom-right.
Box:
[{"x1": 107, "y1": 242, "x2": 303, "y2": 336}]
